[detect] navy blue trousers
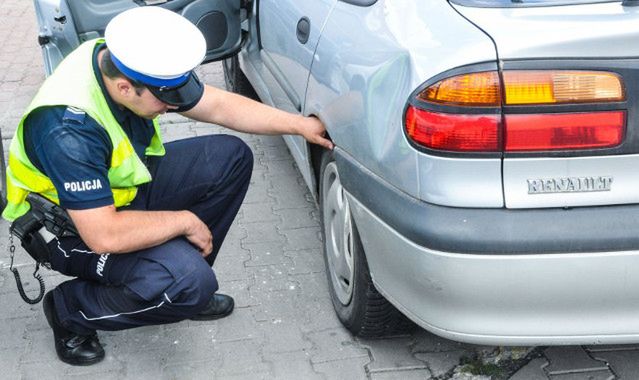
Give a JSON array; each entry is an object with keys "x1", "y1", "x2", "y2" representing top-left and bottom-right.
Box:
[{"x1": 48, "y1": 135, "x2": 253, "y2": 334}]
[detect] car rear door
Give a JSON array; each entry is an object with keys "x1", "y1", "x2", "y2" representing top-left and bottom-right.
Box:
[{"x1": 34, "y1": 0, "x2": 242, "y2": 75}]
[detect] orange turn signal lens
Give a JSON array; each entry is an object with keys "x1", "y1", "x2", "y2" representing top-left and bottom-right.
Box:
[
  {"x1": 503, "y1": 71, "x2": 625, "y2": 105},
  {"x1": 418, "y1": 71, "x2": 500, "y2": 106},
  {"x1": 418, "y1": 70, "x2": 624, "y2": 107}
]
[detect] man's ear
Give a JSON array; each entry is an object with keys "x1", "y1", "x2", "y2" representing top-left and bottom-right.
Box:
[{"x1": 115, "y1": 78, "x2": 134, "y2": 97}]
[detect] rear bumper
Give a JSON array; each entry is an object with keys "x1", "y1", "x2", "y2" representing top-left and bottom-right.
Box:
[
  {"x1": 350, "y1": 196, "x2": 639, "y2": 345},
  {"x1": 335, "y1": 149, "x2": 639, "y2": 254},
  {"x1": 336, "y1": 149, "x2": 639, "y2": 344}
]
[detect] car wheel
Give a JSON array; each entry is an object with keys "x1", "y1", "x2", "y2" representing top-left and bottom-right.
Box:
[
  {"x1": 319, "y1": 151, "x2": 414, "y2": 337},
  {"x1": 222, "y1": 56, "x2": 258, "y2": 100}
]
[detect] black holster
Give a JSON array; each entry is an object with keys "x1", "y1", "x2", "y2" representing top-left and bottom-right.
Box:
[{"x1": 10, "y1": 193, "x2": 78, "y2": 264}]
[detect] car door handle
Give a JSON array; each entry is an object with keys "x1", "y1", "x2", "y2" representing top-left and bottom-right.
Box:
[{"x1": 296, "y1": 17, "x2": 310, "y2": 44}]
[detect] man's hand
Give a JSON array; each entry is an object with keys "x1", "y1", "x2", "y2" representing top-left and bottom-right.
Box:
[
  {"x1": 182, "y1": 211, "x2": 213, "y2": 257},
  {"x1": 298, "y1": 115, "x2": 334, "y2": 150}
]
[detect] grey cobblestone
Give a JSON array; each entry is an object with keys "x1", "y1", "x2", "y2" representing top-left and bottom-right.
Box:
[
  {"x1": 214, "y1": 251, "x2": 251, "y2": 281},
  {"x1": 266, "y1": 163, "x2": 308, "y2": 187},
  {"x1": 361, "y1": 337, "x2": 430, "y2": 373},
  {"x1": 215, "y1": 307, "x2": 263, "y2": 343},
  {"x1": 240, "y1": 202, "x2": 280, "y2": 224},
  {"x1": 252, "y1": 290, "x2": 299, "y2": 323},
  {"x1": 412, "y1": 330, "x2": 470, "y2": 353},
  {"x1": 312, "y1": 356, "x2": 370, "y2": 380},
  {"x1": 261, "y1": 321, "x2": 313, "y2": 354},
  {"x1": 370, "y1": 369, "x2": 433, "y2": 380},
  {"x1": 264, "y1": 351, "x2": 323, "y2": 380},
  {"x1": 0, "y1": 342, "x2": 24, "y2": 365},
  {"x1": 261, "y1": 161, "x2": 289, "y2": 182},
  {"x1": 249, "y1": 265, "x2": 300, "y2": 298},
  {"x1": 244, "y1": 173, "x2": 275, "y2": 205},
  {"x1": 214, "y1": 339, "x2": 271, "y2": 378},
  {"x1": 163, "y1": 359, "x2": 221, "y2": 380},
  {"x1": 590, "y1": 349, "x2": 639, "y2": 379},
  {"x1": 548, "y1": 371, "x2": 614, "y2": 380},
  {"x1": 243, "y1": 242, "x2": 290, "y2": 267},
  {"x1": 510, "y1": 358, "x2": 550, "y2": 380},
  {"x1": 544, "y1": 346, "x2": 610, "y2": 375},
  {"x1": 242, "y1": 221, "x2": 285, "y2": 245},
  {"x1": 415, "y1": 350, "x2": 470, "y2": 378},
  {"x1": 306, "y1": 328, "x2": 369, "y2": 364},
  {"x1": 273, "y1": 206, "x2": 320, "y2": 230},
  {"x1": 219, "y1": 278, "x2": 253, "y2": 307},
  {"x1": 282, "y1": 225, "x2": 323, "y2": 251},
  {"x1": 283, "y1": 248, "x2": 325, "y2": 275},
  {"x1": 257, "y1": 135, "x2": 287, "y2": 148},
  {"x1": 269, "y1": 175, "x2": 315, "y2": 210}
]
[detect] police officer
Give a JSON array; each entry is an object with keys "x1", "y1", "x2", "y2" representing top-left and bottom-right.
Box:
[{"x1": 2, "y1": 7, "x2": 332, "y2": 366}]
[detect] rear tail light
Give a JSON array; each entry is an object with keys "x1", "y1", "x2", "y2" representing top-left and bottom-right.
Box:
[{"x1": 406, "y1": 70, "x2": 626, "y2": 153}]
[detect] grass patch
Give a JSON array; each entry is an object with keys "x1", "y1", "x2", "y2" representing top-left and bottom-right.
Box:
[{"x1": 460, "y1": 357, "x2": 505, "y2": 378}]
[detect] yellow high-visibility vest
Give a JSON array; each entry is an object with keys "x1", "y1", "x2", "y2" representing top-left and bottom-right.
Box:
[{"x1": 2, "y1": 39, "x2": 165, "y2": 221}]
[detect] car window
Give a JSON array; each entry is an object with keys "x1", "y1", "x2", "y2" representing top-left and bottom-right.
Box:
[{"x1": 451, "y1": 0, "x2": 620, "y2": 7}]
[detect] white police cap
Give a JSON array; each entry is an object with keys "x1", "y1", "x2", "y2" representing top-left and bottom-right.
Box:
[{"x1": 105, "y1": 6, "x2": 206, "y2": 106}]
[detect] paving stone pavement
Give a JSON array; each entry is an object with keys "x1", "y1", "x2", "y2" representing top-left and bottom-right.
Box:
[{"x1": 2, "y1": 1, "x2": 639, "y2": 379}]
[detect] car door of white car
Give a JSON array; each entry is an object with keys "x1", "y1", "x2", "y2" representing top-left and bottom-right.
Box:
[{"x1": 34, "y1": 0, "x2": 242, "y2": 75}]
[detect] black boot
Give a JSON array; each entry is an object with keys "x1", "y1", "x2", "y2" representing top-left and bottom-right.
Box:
[
  {"x1": 190, "y1": 293, "x2": 234, "y2": 321},
  {"x1": 43, "y1": 291, "x2": 105, "y2": 366}
]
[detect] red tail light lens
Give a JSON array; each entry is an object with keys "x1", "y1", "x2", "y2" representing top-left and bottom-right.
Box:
[
  {"x1": 405, "y1": 69, "x2": 626, "y2": 153},
  {"x1": 504, "y1": 111, "x2": 625, "y2": 151},
  {"x1": 406, "y1": 106, "x2": 500, "y2": 152}
]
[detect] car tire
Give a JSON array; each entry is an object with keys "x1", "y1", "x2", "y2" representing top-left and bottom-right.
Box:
[
  {"x1": 222, "y1": 56, "x2": 259, "y2": 100},
  {"x1": 319, "y1": 150, "x2": 414, "y2": 337}
]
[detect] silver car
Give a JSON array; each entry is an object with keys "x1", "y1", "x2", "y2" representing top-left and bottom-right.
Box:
[{"x1": 33, "y1": 0, "x2": 639, "y2": 345}]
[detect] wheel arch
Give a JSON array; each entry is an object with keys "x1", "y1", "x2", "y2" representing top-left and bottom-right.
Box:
[{"x1": 306, "y1": 118, "x2": 333, "y2": 203}]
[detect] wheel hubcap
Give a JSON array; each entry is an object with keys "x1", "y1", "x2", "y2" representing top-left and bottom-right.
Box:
[{"x1": 322, "y1": 162, "x2": 355, "y2": 305}]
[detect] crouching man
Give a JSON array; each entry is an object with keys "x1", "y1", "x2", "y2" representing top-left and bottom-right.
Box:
[{"x1": 2, "y1": 6, "x2": 332, "y2": 365}]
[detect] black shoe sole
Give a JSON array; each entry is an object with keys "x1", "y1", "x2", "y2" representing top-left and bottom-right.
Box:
[{"x1": 58, "y1": 353, "x2": 105, "y2": 366}]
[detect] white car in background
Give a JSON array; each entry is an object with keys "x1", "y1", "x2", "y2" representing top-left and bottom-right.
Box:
[{"x1": 32, "y1": 0, "x2": 639, "y2": 345}]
